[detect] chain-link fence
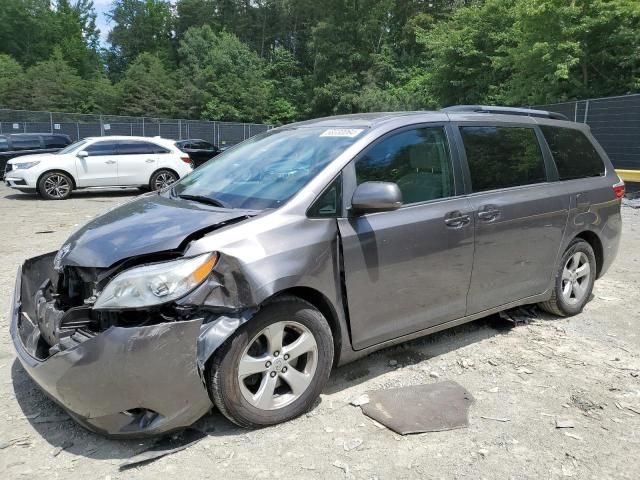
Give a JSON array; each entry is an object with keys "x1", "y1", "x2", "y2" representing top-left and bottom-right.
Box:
[
  {"x1": 534, "y1": 94, "x2": 640, "y2": 171},
  {"x1": 0, "y1": 108, "x2": 271, "y2": 147}
]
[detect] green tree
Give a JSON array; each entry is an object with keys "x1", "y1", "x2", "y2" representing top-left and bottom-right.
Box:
[
  {"x1": 116, "y1": 52, "x2": 177, "y2": 116},
  {"x1": 177, "y1": 26, "x2": 274, "y2": 122},
  {"x1": 0, "y1": 55, "x2": 25, "y2": 109},
  {"x1": 107, "y1": 0, "x2": 174, "y2": 75},
  {"x1": 13, "y1": 50, "x2": 88, "y2": 111}
]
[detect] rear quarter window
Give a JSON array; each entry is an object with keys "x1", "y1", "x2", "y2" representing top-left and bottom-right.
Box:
[
  {"x1": 540, "y1": 126, "x2": 605, "y2": 180},
  {"x1": 460, "y1": 126, "x2": 547, "y2": 192}
]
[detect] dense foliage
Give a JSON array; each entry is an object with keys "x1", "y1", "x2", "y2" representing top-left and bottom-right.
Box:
[{"x1": 0, "y1": 0, "x2": 638, "y2": 124}]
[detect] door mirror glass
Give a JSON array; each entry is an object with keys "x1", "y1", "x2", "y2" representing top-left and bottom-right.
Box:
[
  {"x1": 350, "y1": 181, "x2": 402, "y2": 214},
  {"x1": 77, "y1": 150, "x2": 88, "y2": 158}
]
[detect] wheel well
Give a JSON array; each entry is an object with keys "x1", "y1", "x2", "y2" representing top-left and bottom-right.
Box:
[
  {"x1": 271, "y1": 287, "x2": 342, "y2": 367},
  {"x1": 574, "y1": 231, "x2": 603, "y2": 277},
  {"x1": 37, "y1": 169, "x2": 77, "y2": 191}
]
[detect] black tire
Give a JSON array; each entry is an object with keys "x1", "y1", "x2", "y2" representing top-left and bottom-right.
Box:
[
  {"x1": 37, "y1": 171, "x2": 73, "y2": 200},
  {"x1": 208, "y1": 296, "x2": 334, "y2": 428},
  {"x1": 538, "y1": 239, "x2": 596, "y2": 316},
  {"x1": 149, "y1": 169, "x2": 178, "y2": 191}
]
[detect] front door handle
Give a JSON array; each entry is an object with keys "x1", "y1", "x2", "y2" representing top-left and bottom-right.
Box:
[
  {"x1": 444, "y1": 211, "x2": 471, "y2": 227},
  {"x1": 145, "y1": 159, "x2": 155, "y2": 163},
  {"x1": 477, "y1": 206, "x2": 500, "y2": 221},
  {"x1": 105, "y1": 160, "x2": 116, "y2": 165}
]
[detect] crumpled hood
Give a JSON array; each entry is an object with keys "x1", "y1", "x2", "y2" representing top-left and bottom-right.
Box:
[{"x1": 58, "y1": 193, "x2": 256, "y2": 268}]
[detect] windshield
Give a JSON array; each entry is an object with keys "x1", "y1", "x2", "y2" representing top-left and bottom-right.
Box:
[
  {"x1": 57, "y1": 139, "x2": 89, "y2": 154},
  {"x1": 173, "y1": 126, "x2": 365, "y2": 209}
]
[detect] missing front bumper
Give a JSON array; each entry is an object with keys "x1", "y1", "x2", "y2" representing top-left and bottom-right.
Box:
[{"x1": 10, "y1": 254, "x2": 213, "y2": 437}]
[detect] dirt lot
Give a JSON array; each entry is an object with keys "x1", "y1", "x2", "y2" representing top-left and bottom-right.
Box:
[{"x1": 0, "y1": 184, "x2": 638, "y2": 480}]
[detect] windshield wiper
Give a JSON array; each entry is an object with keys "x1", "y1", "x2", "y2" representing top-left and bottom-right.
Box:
[{"x1": 177, "y1": 194, "x2": 228, "y2": 209}]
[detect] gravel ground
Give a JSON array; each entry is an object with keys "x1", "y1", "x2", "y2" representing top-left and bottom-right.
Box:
[{"x1": 0, "y1": 184, "x2": 639, "y2": 480}]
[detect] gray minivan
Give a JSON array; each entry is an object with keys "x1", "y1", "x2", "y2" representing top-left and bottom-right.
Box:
[{"x1": 11, "y1": 107, "x2": 623, "y2": 437}]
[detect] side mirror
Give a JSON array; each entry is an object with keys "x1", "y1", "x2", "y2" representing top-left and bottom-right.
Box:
[
  {"x1": 350, "y1": 181, "x2": 403, "y2": 215},
  {"x1": 77, "y1": 150, "x2": 88, "y2": 158}
]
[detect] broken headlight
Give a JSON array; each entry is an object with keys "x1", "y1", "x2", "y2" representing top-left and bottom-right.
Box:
[{"x1": 94, "y1": 253, "x2": 218, "y2": 309}]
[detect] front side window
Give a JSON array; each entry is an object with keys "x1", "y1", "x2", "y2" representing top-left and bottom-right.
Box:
[
  {"x1": 174, "y1": 127, "x2": 364, "y2": 210},
  {"x1": 461, "y1": 126, "x2": 546, "y2": 192},
  {"x1": 355, "y1": 127, "x2": 454, "y2": 205},
  {"x1": 540, "y1": 126, "x2": 605, "y2": 180},
  {"x1": 0, "y1": 136, "x2": 8, "y2": 152},
  {"x1": 86, "y1": 141, "x2": 119, "y2": 156}
]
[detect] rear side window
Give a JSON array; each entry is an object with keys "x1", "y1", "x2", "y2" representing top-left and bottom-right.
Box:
[
  {"x1": 460, "y1": 126, "x2": 546, "y2": 192},
  {"x1": 540, "y1": 126, "x2": 605, "y2": 180},
  {"x1": 118, "y1": 140, "x2": 169, "y2": 154},
  {"x1": 10, "y1": 135, "x2": 41, "y2": 151},
  {"x1": 192, "y1": 141, "x2": 213, "y2": 149},
  {"x1": 43, "y1": 135, "x2": 70, "y2": 148},
  {"x1": 356, "y1": 126, "x2": 455, "y2": 204}
]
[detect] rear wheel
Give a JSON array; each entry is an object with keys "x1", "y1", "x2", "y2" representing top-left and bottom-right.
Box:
[
  {"x1": 149, "y1": 169, "x2": 178, "y2": 191},
  {"x1": 208, "y1": 296, "x2": 334, "y2": 428},
  {"x1": 38, "y1": 171, "x2": 73, "y2": 200},
  {"x1": 539, "y1": 239, "x2": 596, "y2": 316}
]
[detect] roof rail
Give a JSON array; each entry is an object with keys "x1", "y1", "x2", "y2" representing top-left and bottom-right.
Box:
[{"x1": 441, "y1": 105, "x2": 569, "y2": 121}]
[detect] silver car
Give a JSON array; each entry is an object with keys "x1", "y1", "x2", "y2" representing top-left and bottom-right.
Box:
[{"x1": 11, "y1": 107, "x2": 623, "y2": 437}]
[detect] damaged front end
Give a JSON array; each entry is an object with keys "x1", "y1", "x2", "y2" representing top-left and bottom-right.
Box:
[{"x1": 10, "y1": 251, "x2": 241, "y2": 437}]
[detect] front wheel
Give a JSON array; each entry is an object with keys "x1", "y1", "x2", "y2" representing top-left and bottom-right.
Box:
[
  {"x1": 149, "y1": 169, "x2": 178, "y2": 191},
  {"x1": 538, "y1": 239, "x2": 596, "y2": 316},
  {"x1": 38, "y1": 171, "x2": 73, "y2": 200},
  {"x1": 208, "y1": 296, "x2": 334, "y2": 428}
]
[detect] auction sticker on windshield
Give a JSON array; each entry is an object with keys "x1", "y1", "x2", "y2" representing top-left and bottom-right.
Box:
[{"x1": 320, "y1": 128, "x2": 364, "y2": 137}]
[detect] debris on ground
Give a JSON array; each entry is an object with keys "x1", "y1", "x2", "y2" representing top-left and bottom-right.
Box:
[
  {"x1": 119, "y1": 428, "x2": 207, "y2": 470},
  {"x1": 343, "y1": 438, "x2": 363, "y2": 451},
  {"x1": 458, "y1": 358, "x2": 474, "y2": 369},
  {"x1": 555, "y1": 418, "x2": 575, "y2": 429},
  {"x1": 359, "y1": 381, "x2": 475, "y2": 435},
  {"x1": 498, "y1": 306, "x2": 538, "y2": 325},
  {"x1": 480, "y1": 416, "x2": 510, "y2": 422},
  {"x1": 349, "y1": 394, "x2": 370, "y2": 407}
]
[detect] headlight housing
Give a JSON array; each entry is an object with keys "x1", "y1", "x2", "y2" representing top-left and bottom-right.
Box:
[
  {"x1": 13, "y1": 161, "x2": 40, "y2": 170},
  {"x1": 94, "y1": 253, "x2": 218, "y2": 309}
]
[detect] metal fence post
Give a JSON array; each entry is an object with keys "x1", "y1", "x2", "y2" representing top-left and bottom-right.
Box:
[
  {"x1": 76, "y1": 122, "x2": 80, "y2": 141},
  {"x1": 49, "y1": 111, "x2": 53, "y2": 133},
  {"x1": 574, "y1": 103, "x2": 578, "y2": 122},
  {"x1": 100, "y1": 114, "x2": 104, "y2": 136},
  {"x1": 142, "y1": 117, "x2": 145, "y2": 136},
  {"x1": 179, "y1": 119, "x2": 182, "y2": 140},
  {"x1": 584, "y1": 100, "x2": 590, "y2": 124}
]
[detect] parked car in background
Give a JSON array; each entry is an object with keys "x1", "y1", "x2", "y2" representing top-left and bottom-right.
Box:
[
  {"x1": 4, "y1": 136, "x2": 193, "y2": 199},
  {"x1": 175, "y1": 139, "x2": 222, "y2": 168},
  {"x1": 10, "y1": 107, "x2": 622, "y2": 437},
  {"x1": 0, "y1": 133, "x2": 72, "y2": 179}
]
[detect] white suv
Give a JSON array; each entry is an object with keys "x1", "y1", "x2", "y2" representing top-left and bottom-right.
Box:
[{"x1": 4, "y1": 136, "x2": 193, "y2": 200}]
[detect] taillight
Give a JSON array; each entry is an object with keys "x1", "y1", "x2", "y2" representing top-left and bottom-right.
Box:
[
  {"x1": 180, "y1": 156, "x2": 193, "y2": 165},
  {"x1": 613, "y1": 180, "x2": 625, "y2": 199}
]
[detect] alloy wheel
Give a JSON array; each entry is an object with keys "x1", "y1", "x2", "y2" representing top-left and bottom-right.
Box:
[
  {"x1": 560, "y1": 251, "x2": 591, "y2": 305},
  {"x1": 154, "y1": 172, "x2": 177, "y2": 190},
  {"x1": 43, "y1": 174, "x2": 71, "y2": 199},
  {"x1": 238, "y1": 321, "x2": 318, "y2": 410}
]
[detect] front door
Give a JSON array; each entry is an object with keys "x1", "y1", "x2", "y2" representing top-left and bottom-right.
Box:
[
  {"x1": 338, "y1": 125, "x2": 475, "y2": 350},
  {"x1": 456, "y1": 125, "x2": 569, "y2": 314},
  {"x1": 75, "y1": 140, "x2": 119, "y2": 186}
]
